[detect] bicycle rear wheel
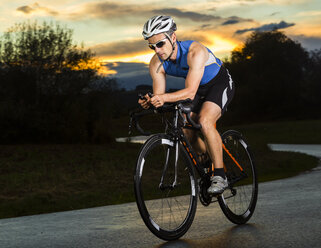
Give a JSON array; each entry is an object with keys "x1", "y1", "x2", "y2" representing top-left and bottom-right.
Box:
[
  {"x1": 218, "y1": 130, "x2": 258, "y2": 224},
  {"x1": 134, "y1": 134, "x2": 197, "y2": 241}
]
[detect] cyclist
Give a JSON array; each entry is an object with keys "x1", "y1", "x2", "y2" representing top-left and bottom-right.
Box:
[{"x1": 139, "y1": 15, "x2": 235, "y2": 195}]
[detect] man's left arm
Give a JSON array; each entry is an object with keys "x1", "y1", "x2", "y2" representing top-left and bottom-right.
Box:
[{"x1": 150, "y1": 42, "x2": 209, "y2": 107}]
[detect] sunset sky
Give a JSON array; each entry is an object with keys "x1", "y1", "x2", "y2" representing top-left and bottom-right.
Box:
[{"x1": 0, "y1": 0, "x2": 320, "y2": 89}]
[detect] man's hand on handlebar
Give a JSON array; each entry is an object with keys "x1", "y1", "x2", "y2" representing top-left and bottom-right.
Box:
[
  {"x1": 150, "y1": 95, "x2": 165, "y2": 108},
  {"x1": 138, "y1": 92, "x2": 165, "y2": 109},
  {"x1": 138, "y1": 93, "x2": 152, "y2": 109}
]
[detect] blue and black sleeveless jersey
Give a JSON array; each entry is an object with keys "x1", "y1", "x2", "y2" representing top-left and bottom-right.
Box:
[{"x1": 160, "y1": 40, "x2": 223, "y2": 85}]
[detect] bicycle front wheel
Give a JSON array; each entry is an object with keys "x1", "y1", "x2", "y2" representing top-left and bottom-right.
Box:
[
  {"x1": 218, "y1": 130, "x2": 258, "y2": 224},
  {"x1": 134, "y1": 134, "x2": 197, "y2": 241}
]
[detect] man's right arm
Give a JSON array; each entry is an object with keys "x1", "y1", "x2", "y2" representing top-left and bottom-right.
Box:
[
  {"x1": 150, "y1": 54, "x2": 166, "y2": 95},
  {"x1": 138, "y1": 54, "x2": 166, "y2": 109}
]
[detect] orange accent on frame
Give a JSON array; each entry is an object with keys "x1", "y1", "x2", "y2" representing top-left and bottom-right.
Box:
[
  {"x1": 222, "y1": 144, "x2": 244, "y2": 171},
  {"x1": 182, "y1": 140, "x2": 197, "y2": 166},
  {"x1": 223, "y1": 163, "x2": 227, "y2": 173}
]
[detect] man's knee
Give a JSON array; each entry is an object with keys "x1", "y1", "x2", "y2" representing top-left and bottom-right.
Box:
[
  {"x1": 199, "y1": 116, "x2": 216, "y2": 134},
  {"x1": 198, "y1": 103, "x2": 221, "y2": 133}
]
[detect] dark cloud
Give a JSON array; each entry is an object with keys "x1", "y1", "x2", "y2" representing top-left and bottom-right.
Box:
[
  {"x1": 270, "y1": 12, "x2": 281, "y2": 16},
  {"x1": 106, "y1": 62, "x2": 151, "y2": 90},
  {"x1": 235, "y1": 21, "x2": 295, "y2": 35},
  {"x1": 194, "y1": 16, "x2": 254, "y2": 31},
  {"x1": 222, "y1": 19, "x2": 240, "y2": 25},
  {"x1": 90, "y1": 39, "x2": 148, "y2": 57},
  {"x1": 16, "y1": 3, "x2": 58, "y2": 16},
  {"x1": 103, "y1": 62, "x2": 184, "y2": 91},
  {"x1": 69, "y1": 2, "x2": 140, "y2": 20},
  {"x1": 106, "y1": 62, "x2": 149, "y2": 80},
  {"x1": 69, "y1": 2, "x2": 223, "y2": 23},
  {"x1": 221, "y1": 16, "x2": 254, "y2": 25},
  {"x1": 154, "y1": 8, "x2": 221, "y2": 22},
  {"x1": 16, "y1": 1, "x2": 223, "y2": 24},
  {"x1": 17, "y1": 5, "x2": 33, "y2": 14},
  {"x1": 200, "y1": 24, "x2": 211, "y2": 29},
  {"x1": 67, "y1": 0, "x2": 258, "y2": 37}
]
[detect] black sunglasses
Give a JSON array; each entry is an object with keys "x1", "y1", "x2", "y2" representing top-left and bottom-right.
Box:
[{"x1": 148, "y1": 38, "x2": 167, "y2": 50}]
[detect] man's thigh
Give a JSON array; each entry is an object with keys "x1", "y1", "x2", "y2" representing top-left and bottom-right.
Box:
[{"x1": 199, "y1": 101, "x2": 222, "y2": 123}]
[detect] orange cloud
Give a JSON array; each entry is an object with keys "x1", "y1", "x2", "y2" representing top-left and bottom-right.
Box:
[
  {"x1": 98, "y1": 62, "x2": 118, "y2": 76},
  {"x1": 100, "y1": 53, "x2": 153, "y2": 64}
]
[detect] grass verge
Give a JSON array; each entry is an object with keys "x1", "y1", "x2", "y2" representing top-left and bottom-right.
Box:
[{"x1": 0, "y1": 119, "x2": 320, "y2": 219}]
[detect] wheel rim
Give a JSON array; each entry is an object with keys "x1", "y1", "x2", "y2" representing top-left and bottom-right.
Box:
[
  {"x1": 221, "y1": 134, "x2": 257, "y2": 217},
  {"x1": 137, "y1": 139, "x2": 196, "y2": 233}
]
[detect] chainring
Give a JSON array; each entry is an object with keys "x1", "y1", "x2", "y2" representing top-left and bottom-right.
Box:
[{"x1": 198, "y1": 177, "x2": 212, "y2": 206}]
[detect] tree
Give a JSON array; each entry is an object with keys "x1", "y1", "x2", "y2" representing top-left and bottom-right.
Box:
[
  {"x1": 0, "y1": 21, "x2": 99, "y2": 97},
  {"x1": 302, "y1": 49, "x2": 321, "y2": 117},
  {"x1": 224, "y1": 31, "x2": 312, "y2": 122},
  {"x1": 0, "y1": 21, "x2": 118, "y2": 143}
]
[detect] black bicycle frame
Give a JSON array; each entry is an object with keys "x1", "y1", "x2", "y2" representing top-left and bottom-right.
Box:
[
  {"x1": 164, "y1": 108, "x2": 247, "y2": 188},
  {"x1": 164, "y1": 108, "x2": 207, "y2": 181},
  {"x1": 131, "y1": 103, "x2": 245, "y2": 188}
]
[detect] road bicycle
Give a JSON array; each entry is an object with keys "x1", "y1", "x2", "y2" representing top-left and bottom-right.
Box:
[{"x1": 129, "y1": 98, "x2": 258, "y2": 241}]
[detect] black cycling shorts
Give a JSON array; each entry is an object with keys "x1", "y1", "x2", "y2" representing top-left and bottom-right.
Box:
[{"x1": 192, "y1": 66, "x2": 235, "y2": 115}]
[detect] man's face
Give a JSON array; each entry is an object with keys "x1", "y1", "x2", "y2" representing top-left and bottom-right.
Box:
[{"x1": 148, "y1": 33, "x2": 173, "y2": 61}]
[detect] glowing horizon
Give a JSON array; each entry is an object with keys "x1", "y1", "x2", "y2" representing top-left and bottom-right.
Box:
[
  {"x1": 98, "y1": 34, "x2": 241, "y2": 65},
  {"x1": 0, "y1": 0, "x2": 320, "y2": 79}
]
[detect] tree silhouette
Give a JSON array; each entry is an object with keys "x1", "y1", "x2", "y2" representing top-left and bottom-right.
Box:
[
  {"x1": 302, "y1": 49, "x2": 321, "y2": 117},
  {"x1": 224, "y1": 30, "x2": 318, "y2": 122},
  {"x1": 0, "y1": 21, "x2": 98, "y2": 97},
  {"x1": 0, "y1": 21, "x2": 118, "y2": 143}
]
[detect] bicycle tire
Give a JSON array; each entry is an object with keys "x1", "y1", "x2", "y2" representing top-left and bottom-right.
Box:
[
  {"x1": 218, "y1": 130, "x2": 258, "y2": 224},
  {"x1": 134, "y1": 134, "x2": 198, "y2": 241}
]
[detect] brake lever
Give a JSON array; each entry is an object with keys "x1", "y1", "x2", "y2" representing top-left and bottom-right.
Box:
[
  {"x1": 177, "y1": 102, "x2": 202, "y2": 129},
  {"x1": 178, "y1": 109, "x2": 187, "y2": 126},
  {"x1": 138, "y1": 92, "x2": 154, "y2": 101},
  {"x1": 138, "y1": 93, "x2": 146, "y2": 100}
]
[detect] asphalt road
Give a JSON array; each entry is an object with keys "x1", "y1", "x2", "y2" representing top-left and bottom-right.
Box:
[{"x1": 0, "y1": 146, "x2": 320, "y2": 248}]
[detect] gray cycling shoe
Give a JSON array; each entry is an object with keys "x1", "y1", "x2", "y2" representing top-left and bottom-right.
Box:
[{"x1": 207, "y1": 176, "x2": 228, "y2": 195}]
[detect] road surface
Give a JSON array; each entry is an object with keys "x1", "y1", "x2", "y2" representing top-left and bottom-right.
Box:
[{"x1": 0, "y1": 145, "x2": 320, "y2": 248}]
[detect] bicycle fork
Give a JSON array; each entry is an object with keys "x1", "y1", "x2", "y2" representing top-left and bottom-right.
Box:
[
  {"x1": 159, "y1": 140, "x2": 179, "y2": 191},
  {"x1": 159, "y1": 110, "x2": 180, "y2": 191}
]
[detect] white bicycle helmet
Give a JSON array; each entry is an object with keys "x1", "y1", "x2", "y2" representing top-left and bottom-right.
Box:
[{"x1": 142, "y1": 16, "x2": 177, "y2": 40}]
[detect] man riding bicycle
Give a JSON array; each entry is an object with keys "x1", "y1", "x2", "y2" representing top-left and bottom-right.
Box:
[{"x1": 138, "y1": 15, "x2": 235, "y2": 195}]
